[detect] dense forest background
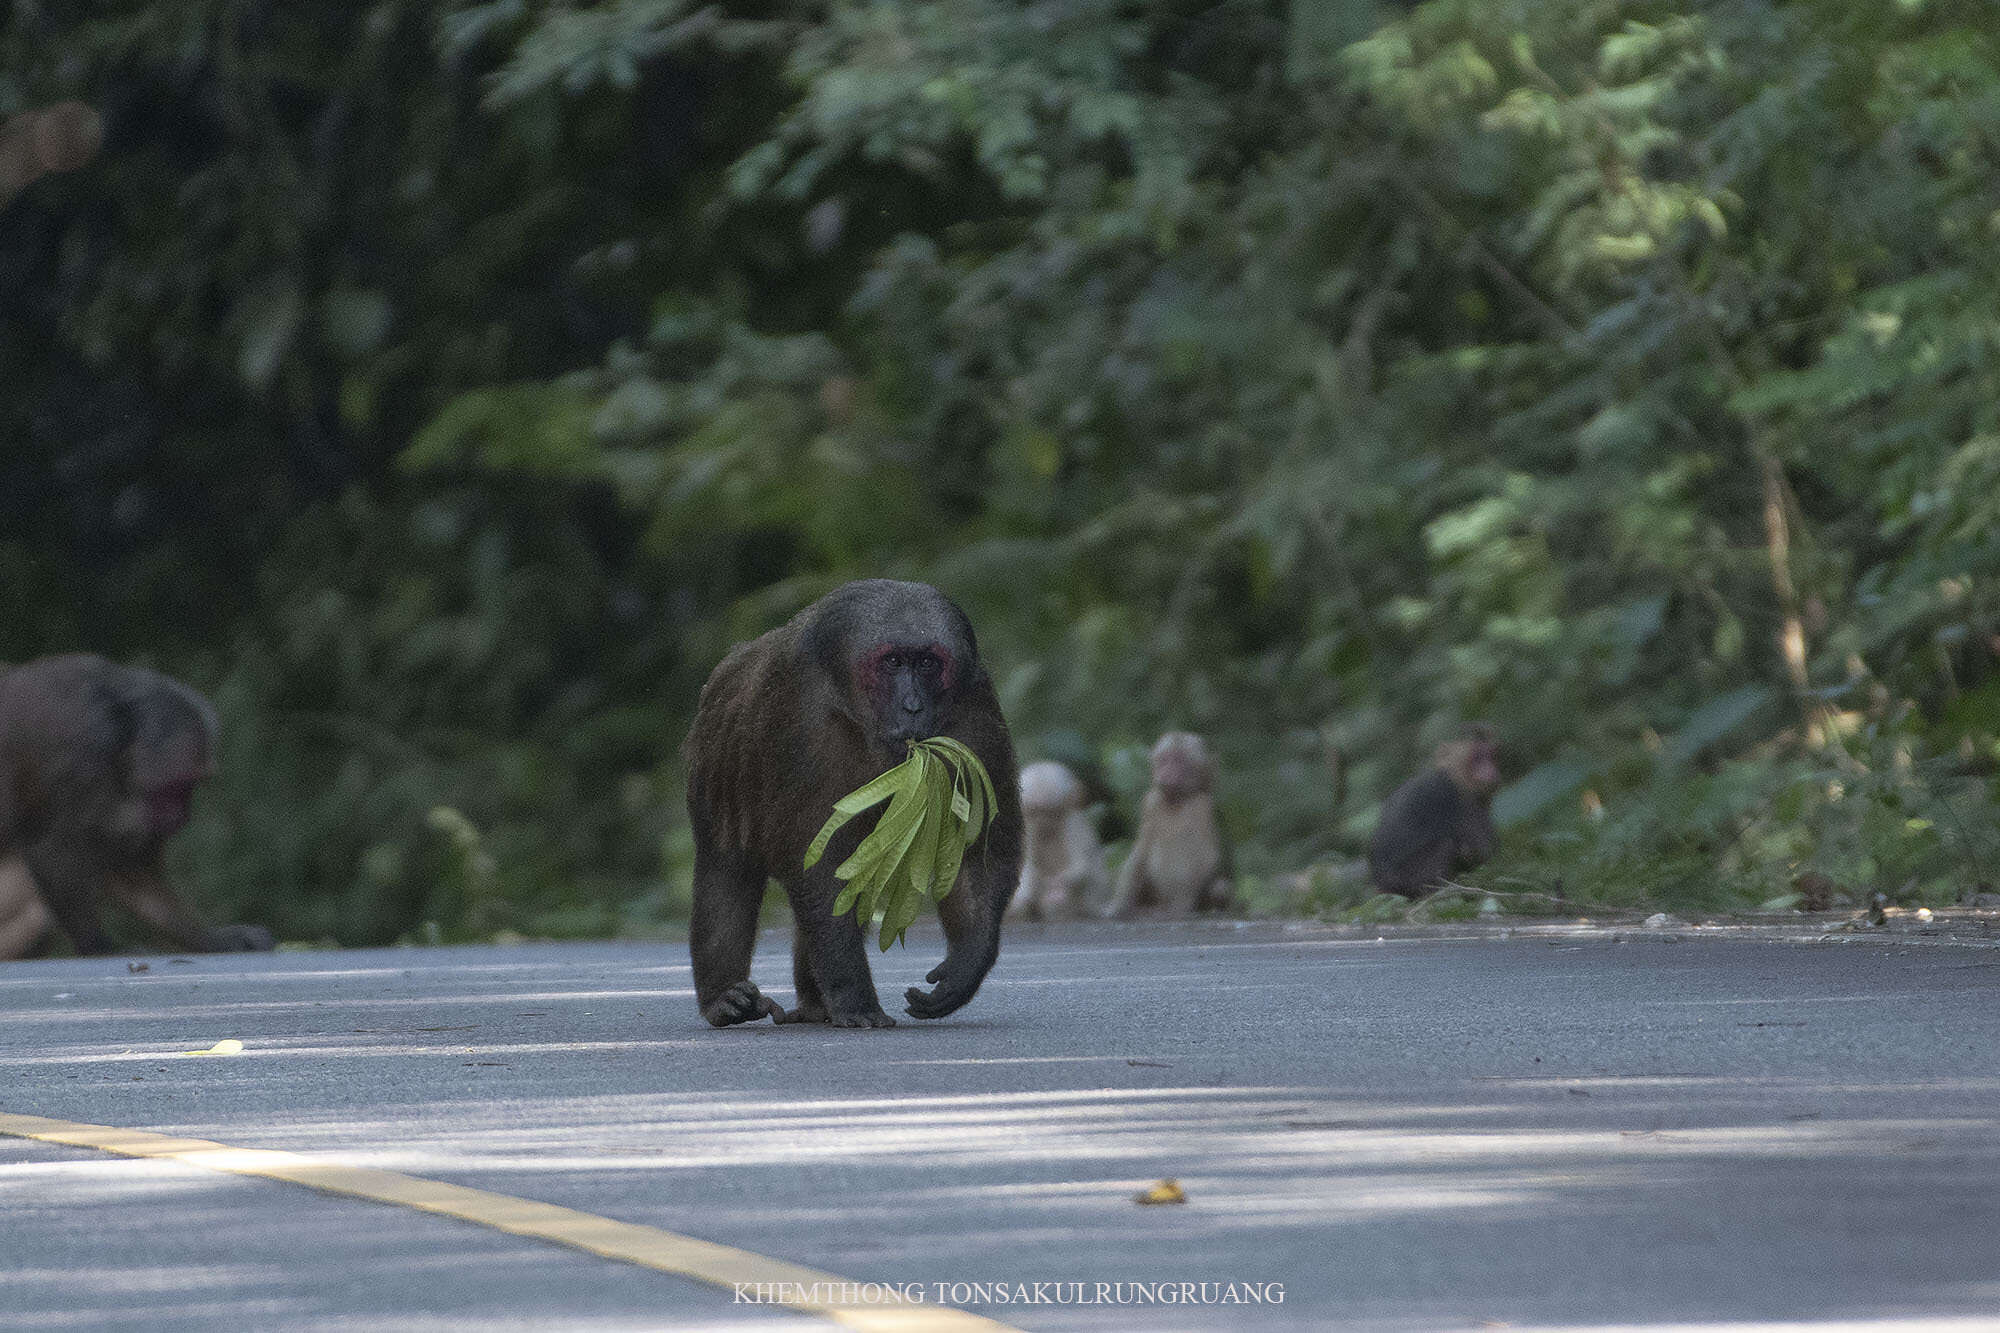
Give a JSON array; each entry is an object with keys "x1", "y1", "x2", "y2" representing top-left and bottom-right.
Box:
[{"x1": 4, "y1": 0, "x2": 1998, "y2": 944}]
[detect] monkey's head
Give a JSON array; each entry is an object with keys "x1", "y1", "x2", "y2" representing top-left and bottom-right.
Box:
[
  {"x1": 1148, "y1": 732, "x2": 1214, "y2": 801},
  {"x1": 1019, "y1": 761, "x2": 1085, "y2": 815},
  {"x1": 116, "y1": 670, "x2": 219, "y2": 844},
  {"x1": 1436, "y1": 723, "x2": 1500, "y2": 798},
  {"x1": 809, "y1": 580, "x2": 981, "y2": 757}
]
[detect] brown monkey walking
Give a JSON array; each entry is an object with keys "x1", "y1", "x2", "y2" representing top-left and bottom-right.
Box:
[
  {"x1": 0, "y1": 654, "x2": 274, "y2": 959},
  {"x1": 1104, "y1": 732, "x2": 1233, "y2": 919},
  {"x1": 1368, "y1": 722, "x2": 1502, "y2": 899},
  {"x1": 1009, "y1": 761, "x2": 1108, "y2": 921},
  {"x1": 683, "y1": 580, "x2": 1022, "y2": 1028}
]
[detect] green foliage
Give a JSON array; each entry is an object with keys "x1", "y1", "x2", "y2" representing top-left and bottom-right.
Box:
[
  {"x1": 805, "y1": 737, "x2": 997, "y2": 950},
  {"x1": 9, "y1": 0, "x2": 2000, "y2": 938}
]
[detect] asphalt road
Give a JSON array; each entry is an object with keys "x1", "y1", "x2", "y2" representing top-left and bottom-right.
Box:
[{"x1": 3, "y1": 921, "x2": 2000, "y2": 1331}]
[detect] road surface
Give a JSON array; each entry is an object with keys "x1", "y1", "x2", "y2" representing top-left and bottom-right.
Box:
[{"x1": 3, "y1": 921, "x2": 1998, "y2": 1330}]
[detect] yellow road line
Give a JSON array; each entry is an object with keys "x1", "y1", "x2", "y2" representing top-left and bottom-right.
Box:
[{"x1": 0, "y1": 1112, "x2": 1016, "y2": 1333}]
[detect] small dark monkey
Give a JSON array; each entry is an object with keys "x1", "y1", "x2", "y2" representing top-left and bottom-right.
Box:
[
  {"x1": 1104, "y1": 732, "x2": 1233, "y2": 919},
  {"x1": 1368, "y1": 723, "x2": 1501, "y2": 899},
  {"x1": 683, "y1": 580, "x2": 1023, "y2": 1028},
  {"x1": 0, "y1": 654, "x2": 274, "y2": 958}
]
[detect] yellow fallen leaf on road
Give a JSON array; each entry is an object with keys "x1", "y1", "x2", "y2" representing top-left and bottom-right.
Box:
[
  {"x1": 183, "y1": 1039, "x2": 244, "y2": 1056},
  {"x1": 1133, "y1": 1179, "x2": 1186, "y2": 1205}
]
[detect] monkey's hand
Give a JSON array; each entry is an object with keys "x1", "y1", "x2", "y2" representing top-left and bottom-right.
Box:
[
  {"x1": 203, "y1": 924, "x2": 276, "y2": 952},
  {"x1": 701, "y1": 979, "x2": 785, "y2": 1028},
  {"x1": 905, "y1": 961, "x2": 979, "y2": 1020}
]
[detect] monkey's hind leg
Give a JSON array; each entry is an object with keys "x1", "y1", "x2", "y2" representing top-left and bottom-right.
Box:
[
  {"x1": 784, "y1": 934, "x2": 831, "y2": 1024},
  {"x1": 690, "y1": 845, "x2": 784, "y2": 1027}
]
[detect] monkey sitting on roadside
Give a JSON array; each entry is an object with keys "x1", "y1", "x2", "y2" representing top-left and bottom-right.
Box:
[
  {"x1": 0, "y1": 654, "x2": 275, "y2": 960},
  {"x1": 1368, "y1": 722, "x2": 1501, "y2": 899},
  {"x1": 1008, "y1": 761, "x2": 1108, "y2": 921},
  {"x1": 1104, "y1": 732, "x2": 1233, "y2": 919},
  {"x1": 683, "y1": 580, "x2": 1023, "y2": 1028}
]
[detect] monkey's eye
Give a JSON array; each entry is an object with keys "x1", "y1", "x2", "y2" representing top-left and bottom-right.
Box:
[
  {"x1": 914, "y1": 653, "x2": 940, "y2": 677},
  {"x1": 882, "y1": 653, "x2": 903, "y2": 672}
]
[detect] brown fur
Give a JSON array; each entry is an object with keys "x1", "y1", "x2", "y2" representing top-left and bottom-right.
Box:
[
  {"x1": 684, "y1": 580, "x2": 1022, "y2": 1027},
  {"x1": 1104, "y1": 732, "x2": 1233, "y2": 918},
  {"x1": 0, "y1": 654, "x2": 273, "y2": 958}
]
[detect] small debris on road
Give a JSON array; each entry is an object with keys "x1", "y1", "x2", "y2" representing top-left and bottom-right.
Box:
[{"x1": 183, "y1": 1039, "x2": 244, "y2": 1056}]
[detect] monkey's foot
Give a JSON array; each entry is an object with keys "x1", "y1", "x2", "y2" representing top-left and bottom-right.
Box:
[
  {"x1": 827, "y1": 1007, "x2": 896, "y2": 1029},
  {"x1": 777, "y1": 1003, "x2": 829, "y2": 1025},
  {"x1": 701, "y1": 980, "x2": 785, "y2": 1028}
]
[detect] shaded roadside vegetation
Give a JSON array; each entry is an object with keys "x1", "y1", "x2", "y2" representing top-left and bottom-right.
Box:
[{"x1": 4, "y1": 0, "x2": 1998, "y2": 943}]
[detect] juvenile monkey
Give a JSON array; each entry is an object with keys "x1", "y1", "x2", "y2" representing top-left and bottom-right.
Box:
[
  {"x1": 1368, "y1": 722, "x2": 1501, "y2": 899},
  {"x1": 683, "y1": 580, "x2": 1022, "y2": 1028},
  {"x1": 1104, "y1": 732, "x2": 1233, "y2": 919},
  {"x1": 0, "y1": 654, "x2": 274, "y2": 958},
  {"x1": 1009, "y1": 761, "x2": 1108, "y2": 921}
]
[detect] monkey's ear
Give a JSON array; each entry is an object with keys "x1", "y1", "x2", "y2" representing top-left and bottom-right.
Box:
[
  {"x1": 944, "y1": 597, "x2": 979, "y2": 668},
  {"x1": 803, "y1": 610, "x2": 847, "y2": 679}
]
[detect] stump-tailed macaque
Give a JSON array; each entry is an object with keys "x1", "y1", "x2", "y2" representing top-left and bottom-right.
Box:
[
  {"x1": 683, "y1": 580, "x2": 1022, "y2": 1028},
  {"x1": 1009, "y1": 761, "x2": 1107, "y2": 921},
  {"x1": 0, "y1": 655, "x2": 274, "y2": 959},
  {"x1": 1368, "y1": 723, "x2": 1501, "y2": 899},
  {"x1": 1104, "y1": 732, "x2": 1233, "y2": 919}
]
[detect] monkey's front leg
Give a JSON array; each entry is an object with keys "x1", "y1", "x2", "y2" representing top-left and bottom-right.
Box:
[
  {"x1": 25, "y1": 838, "x2": 117, "y2": 955},
  {"x1": 906, "y1": 851, "x2": 1007, "y2": 1020},
  {"x1": 790, "y1": 890, "x2": 894, "y2": 1028},
  {"x1": 115, "y1": 871, "x2": 274, "y2": 952},
  {"x1": 1102, "y1": 841, "x2": 1151, "y2": 920}
]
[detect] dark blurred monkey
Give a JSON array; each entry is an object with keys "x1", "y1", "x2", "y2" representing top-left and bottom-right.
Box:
[
  {"x1": 1009, "y1": 761, "x2": 1107, "y2": 920},
  {"x1": 1105, "y1": 732, "x2": 1233, "y2": 919},
  {"x1": 1368, "y1": 723, "x2": 1501, "y2": 899},
  {"x1": 0, "y1": 655, "x2": 273, "y2": 958}
]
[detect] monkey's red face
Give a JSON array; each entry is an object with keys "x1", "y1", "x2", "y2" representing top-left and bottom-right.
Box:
[
  {"x1": 128, "y1": 728, "x2": 212, "y2": 841},
  {"x1": 858, "y1": 641, "x2": 956, "y2": 747}
]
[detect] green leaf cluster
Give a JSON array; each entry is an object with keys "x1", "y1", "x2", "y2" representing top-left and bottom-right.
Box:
[{"x1": 804, "y1": 738, "x2": 997, "y2": 949}]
